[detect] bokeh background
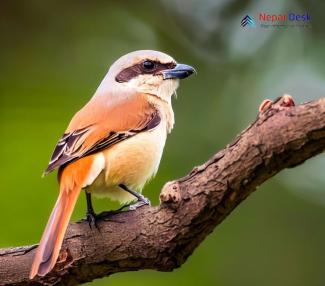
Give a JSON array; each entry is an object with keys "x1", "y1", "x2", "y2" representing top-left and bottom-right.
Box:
[{"x1": 1, "y1": 0, "x2": 325, "y2": 285}]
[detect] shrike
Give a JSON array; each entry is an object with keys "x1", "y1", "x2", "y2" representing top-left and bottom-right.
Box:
[{"x1": 30, "y1": 50, "x2": 195, "y2": 278}]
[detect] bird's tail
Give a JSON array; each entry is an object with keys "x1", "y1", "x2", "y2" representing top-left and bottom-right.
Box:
[{"x1": 29, "y1": 185, "x2": 81, "y2": 278}]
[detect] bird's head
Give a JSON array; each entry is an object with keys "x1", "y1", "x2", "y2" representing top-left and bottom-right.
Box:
[{"x1": 97, "y1": 50, "x2": 195, "y2": 103}]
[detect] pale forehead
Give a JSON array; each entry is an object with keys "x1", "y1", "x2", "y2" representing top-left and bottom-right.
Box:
[
  {"x1": 126, "y1": 50, "x2": 175, "y2": 64},
  {"x1": 110, "y1": 50, "x2": 176, "y2": 72}
]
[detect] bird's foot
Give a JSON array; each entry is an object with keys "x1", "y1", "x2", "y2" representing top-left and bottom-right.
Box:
[
  {"x1": 118, "y1": 184, "x2": 151, "y2": 210},
  {"x1": 86, "y1": 211, "x2": 99, "y2": 230},
  {"x1": 129, "y1": 195, "x2": 151, "y2": 211},
  {"x1": 259, "y1": 94, "x2": 295, "y2": 112}
]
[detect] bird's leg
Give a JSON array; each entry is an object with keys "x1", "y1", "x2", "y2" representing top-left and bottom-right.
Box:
[
  {"x1": 119, "y1": 184, "x2": 151, "y2": 210},
  {"x1": 85, "y1": 191, "x2": 98, "y2": 229}
]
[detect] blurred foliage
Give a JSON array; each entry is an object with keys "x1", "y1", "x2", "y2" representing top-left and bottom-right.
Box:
[{"x1": 1, "y1": 0, "x2": 325, "y2": 285}]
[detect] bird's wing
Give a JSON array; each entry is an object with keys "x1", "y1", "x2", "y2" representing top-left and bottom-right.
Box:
[{"x1": 44, "y1": 93, "x2": 160, "y2": 175}]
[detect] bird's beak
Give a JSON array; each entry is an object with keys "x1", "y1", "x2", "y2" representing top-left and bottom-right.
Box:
[{"x1": 162, "y1": 63, "x2": 196, "y2": 80}]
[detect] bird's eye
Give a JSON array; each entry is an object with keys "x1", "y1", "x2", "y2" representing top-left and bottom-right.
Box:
[{"x1": 142, "y1": 60, "x2": 155, "y2": 70}]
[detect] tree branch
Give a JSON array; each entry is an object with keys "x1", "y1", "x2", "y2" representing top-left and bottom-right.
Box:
[{"x1": 1, "y1": 97, "x2": 325, "y2": 286}]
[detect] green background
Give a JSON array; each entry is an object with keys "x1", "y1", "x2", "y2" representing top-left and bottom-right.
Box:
[{"x1": 1, "y1": 1, "x2": 325, "y2": 285}]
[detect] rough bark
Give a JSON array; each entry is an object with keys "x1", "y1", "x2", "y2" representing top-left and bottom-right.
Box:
[{"x1": 1, "y1": 97, "x2": 325, "y2": 286}]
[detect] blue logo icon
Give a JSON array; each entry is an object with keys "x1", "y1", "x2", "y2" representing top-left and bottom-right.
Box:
[{"x1": 241, "y1": 15, "x2": 256, "y2": 27}]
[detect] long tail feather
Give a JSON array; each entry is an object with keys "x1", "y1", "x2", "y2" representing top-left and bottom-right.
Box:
[{"x1": 30, "y1": 186, "x2": 81, "y2": 278}]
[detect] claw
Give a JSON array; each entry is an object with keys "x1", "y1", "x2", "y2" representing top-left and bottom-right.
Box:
[
  {"x1": 129, "y1": 196, "x2": 151, "y2": 211},
  {"x1": 118, "y1": 184, "x2": 151, "y2": 211},
  {"x1": 86, "y1": 212, "x2": 99, "y2": 230}
]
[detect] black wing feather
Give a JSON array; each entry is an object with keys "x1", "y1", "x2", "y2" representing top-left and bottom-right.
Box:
[{"x1": 44, "y1": 111, "x2": 161, "y2": 175}]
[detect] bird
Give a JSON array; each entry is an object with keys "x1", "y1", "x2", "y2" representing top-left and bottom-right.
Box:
[{"x1": 30, "y1": 50, "x2": 195, "y2": 279}]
